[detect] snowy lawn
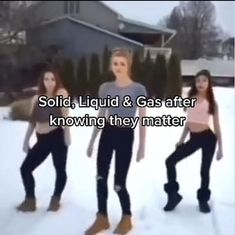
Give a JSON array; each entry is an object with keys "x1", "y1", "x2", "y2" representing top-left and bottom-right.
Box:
[{"x1": 0, "y1": 87, "x2": 234, "y2": 235}]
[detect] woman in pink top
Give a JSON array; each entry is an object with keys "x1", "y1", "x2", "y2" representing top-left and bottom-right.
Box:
[{"x1": 163, "y1": 69, "x2": 223, "y2": 213}]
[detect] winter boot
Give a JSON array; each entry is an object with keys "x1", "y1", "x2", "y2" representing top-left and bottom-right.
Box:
[
  {"x1": 113, "y1": 215, "x2": 133, "y2": 235},
  {"x1": 163, "y1": 182, "x2": 182, "y2": 211},
  {"x1": 197, "y1": 189, "x2": 211, "y2": 213},
  {"x1": 85, "y1": 213, "x2": 110, "y2": 235},
  {"x1": 16, "y1": 197, "x2": 36, "y2": 212},
  {"x1": 164, "y1": 193, "x2": 182, "y2": 211},
  {"x1": 199, "y1": 202, "x2": 211, "y2": 213},
  {"x1": 47, "y1": 196, "x2": 61, "y2": 212}
]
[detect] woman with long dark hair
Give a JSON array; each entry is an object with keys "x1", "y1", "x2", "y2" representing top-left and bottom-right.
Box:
[
  {"x1": 85, "y1": 48, "x2": 147, "y2": 235},
  {"x1": 17, "y1": 68, "x2": 71, "y2": 212},
  {"x1": 163, "y1": 69, "x2": 223, "y2": 213}
]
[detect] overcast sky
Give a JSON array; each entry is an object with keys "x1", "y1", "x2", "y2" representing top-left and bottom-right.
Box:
[{"x1": 103, "y1": 1, "x2": 235, "y2": 36}]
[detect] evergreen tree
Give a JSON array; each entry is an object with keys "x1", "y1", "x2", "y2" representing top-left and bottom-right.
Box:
[
  {"x1": 89, "y1": 53, "x2": 101, "y2": 97},
  {"x1": 102, "y1": 45, "x2": 109, "y2": 76},
  {"x1": 60, "y1": 58, "x2": 76, "y2": 97},
  {"x1": 142, "y1": 50, "x2": 154, "y2": 97},
  {"x1": 166, "y1": 53, "x2": 182, "y2": 98},
  {"x1": 101, "y1": 46, "x2": 114, "y2": 83},
  {"x1": 76, "y1": 56, "x2": 88, "y2": 97},
  {"x1": 152, "y1": 54, "x2": 167, "y2": 99},
  {"x1": 132, "y1": 51, "x2": 142, "y2": 83}
]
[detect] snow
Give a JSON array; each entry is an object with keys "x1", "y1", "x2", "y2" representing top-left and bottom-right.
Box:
[{"x1": 0, "y1": 87, "x2": 234, "y2": 235}]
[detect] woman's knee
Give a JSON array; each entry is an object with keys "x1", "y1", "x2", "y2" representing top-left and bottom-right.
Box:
[
  {"x1": 114, "y1": 183, "x2": 128, "y2": 194},
  {"x1": 200, "y1": 168, "x2": 209, "y2": 179},
  {"x1": 20, "y1": 162, "x2": 31, "y2": 176},
  {"x1": 96, "y1": 175, "x2": 108, "y2": 187},
  {"x1": 165, "y1": 155, "x2": 176, "y2": 167},
  {"x1": 55, "y1": 167, "x2": 67, "y2": 178}
]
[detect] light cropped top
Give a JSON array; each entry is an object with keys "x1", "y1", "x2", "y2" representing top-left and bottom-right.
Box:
[{"x1": 187, "y1": 99, "x2": 210, "y2": 125}]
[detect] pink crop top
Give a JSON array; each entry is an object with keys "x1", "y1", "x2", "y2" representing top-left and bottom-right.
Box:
[{"x1": 187, "y1": 99, "x2": 210, "y2": 125}]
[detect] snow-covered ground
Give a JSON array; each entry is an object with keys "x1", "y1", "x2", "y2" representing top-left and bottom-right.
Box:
[{"x1": 0, "y1": 87, "x2": 234, "y2": 235}]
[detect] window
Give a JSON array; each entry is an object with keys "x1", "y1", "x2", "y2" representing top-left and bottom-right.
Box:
[
  {"x1": 64, "y1": 1, "x2": 79, "y2": 15},
  {"x1": 75, "y1": 1, "x2": 80, "y2": 13},
  {"x1": 69, "y1": 1, "x2": 75, "y2": 14},
  {"x1": 64, "y1": 1, "x2": 68, "y2": 14}
]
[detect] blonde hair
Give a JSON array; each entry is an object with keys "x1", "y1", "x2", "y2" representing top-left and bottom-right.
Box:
[{"x1": 110, "y1": 47, "x2": 133, "y2": 77}]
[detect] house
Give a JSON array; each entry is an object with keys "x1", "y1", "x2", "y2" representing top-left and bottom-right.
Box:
[
  {"x1": 181, "y1": 58, "x2": 234, "y2": 87},
  {"x1": 22, "y1": 1, "x2": 175, "y2": 65},
  {"x1": 222, "y1": 37, "x2": 234, "y2": 60}
]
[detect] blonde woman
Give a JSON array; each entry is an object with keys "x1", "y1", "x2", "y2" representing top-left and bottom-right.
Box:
[{"x1": 85, "y1": 48, "x2": 147, "y2": 235}]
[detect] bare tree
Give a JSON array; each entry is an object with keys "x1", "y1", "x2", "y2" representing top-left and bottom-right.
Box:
[
  {"x1": 0, "y1": 1, "x2": 29, "y2": 44},
  {"x1": 0, "y1": 1, "x2": 41, "y2": 94},
  {"x1": 163, "y1": 1, "x2": 224, "y2": 59}
]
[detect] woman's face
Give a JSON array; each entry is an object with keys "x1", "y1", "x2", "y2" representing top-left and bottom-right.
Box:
[
  {"x1": 43, "y1": 72, "x2": 56, "y2": 93},
  {"x1": 195, "y1": 75, "x2": 209, "y2": 93},
  {"x1": 111, "y1": 56, "x2": 129, "y2": 77}
]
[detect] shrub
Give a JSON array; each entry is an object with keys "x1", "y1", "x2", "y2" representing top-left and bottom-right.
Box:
[{"x1": 10, "y1": 97, "x2": 32, "y2": 121}]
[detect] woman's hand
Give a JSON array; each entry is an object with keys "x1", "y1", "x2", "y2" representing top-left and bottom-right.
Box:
[
  {"x1": 175, "y1": 140, "x2": 184, "y2": 149},
  {"x1": 23, "y1": 140, "x2": 30, "y2": 153},
  {"x1": 136, "y1": 145, "x2": 145, "y2": 162},
  {"x1": 64, "y1": 128, "x2": 71, "y2": 147},
  {"x1": 213, "y1": 102, "x2": 223, "y2": 161},
  {"x1": 87, "y1": 141, "x2": 94, "y2": 158},
  {"x1": 216, "y1": 147, "x2": 223, "y2": 161}
]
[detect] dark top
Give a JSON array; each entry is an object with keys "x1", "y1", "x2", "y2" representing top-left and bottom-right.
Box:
[{"x1": 30, "y1": 100, "x2": 62, "y2": 123}]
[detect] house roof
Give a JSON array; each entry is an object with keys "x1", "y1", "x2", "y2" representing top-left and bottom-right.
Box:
[
  {"x1": 118, "y1": 16, "x2": 176, "y2": 35},
  {"x1": 27, "y1": 1, "x2": 176, "y2": 34},
  {"x1": 181, "y1": 58, "x2": 234, "y2": 77},
  {"x1": 99, "y1": 1, "x2": 123, "y2": 17},
  {"x1": 26, "y1": 2, "x2": 175, "y2": 36},
  {"x1": 38, "y1": 16, "x2": 143, "y2": 47},
  {"x1": 26, "y1": 1, "x2": 122, "y2": 17}
]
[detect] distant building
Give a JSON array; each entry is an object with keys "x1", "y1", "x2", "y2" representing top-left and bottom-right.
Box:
[
  {"x1": 222, "y1": 37, "x2": 234, "y2": 60},
  {"x1": 22, "y1": 1, "x2": 176, "y2": 65},
  {"x1": 181, "y1": 58, "x2": 234, "y2": 87}
]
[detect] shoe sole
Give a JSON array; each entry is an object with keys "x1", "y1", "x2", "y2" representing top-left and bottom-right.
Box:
[
  {"x1": 85, "y1": 228, "x2": 110, "y2": 235},
  {"x1": 164, "y1": 195, "x2": 183, "y2": 211},
  {"x1": 113, "y1": 228, "x2": 133, "y2": 234},
  {"x1": 199, "y1": 207, "x2": 211, "y2": 213},
  {"x1": 16, "y1": 208, "x2": 36, "y2": 212}
]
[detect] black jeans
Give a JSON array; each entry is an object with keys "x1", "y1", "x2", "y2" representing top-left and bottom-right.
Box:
[
  {"x1": 164, "y1": 129, "x2": 217, "y2": 202},
  {"x1": 97, "y1": 123, "x2": 134, "y2": 216},
  {"x1": 20, "y1": 127, "x2": 68, "y2": 198}
]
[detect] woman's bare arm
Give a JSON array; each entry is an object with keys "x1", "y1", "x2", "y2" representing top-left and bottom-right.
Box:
[
  {"x1": 138, "y1": 107, "x2": 146, "y2": 150},
  {"x1": 23, "y1": 95, "x2": 37, "y2": 149},
  {"x1": 57, "y1": 89, "x2": 71, "y2": 145},
  {"x1": 89, "y1": 107, "x2": 106, "y2": 145},
  {"x1": 57, "y1": 88, "x2": 70, "y2": 118},
  {"x1": 213, "y1": 102, "x2": 223, "y2": 153},
  {"x1": 178, "y1": 125, "x2": 189, "y2": 143}
]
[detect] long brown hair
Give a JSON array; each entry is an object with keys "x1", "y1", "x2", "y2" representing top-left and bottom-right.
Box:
[
  {"x1": 188, "y1": 69, "x2": 216, "y2": 114},
  {"x1": 37, "y1": 68, "x2": 63, "y2": 96},
  {"x1": 110, "y1": 47, "x2": 133, "y2": 77}
]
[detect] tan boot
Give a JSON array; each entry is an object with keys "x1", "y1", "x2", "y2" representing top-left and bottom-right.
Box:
[
  {"x1": 16, "y1": 198, "x2": 36, "y2": 212},
  {"x1": 85, "y1": 213, "x2": 110, "y2": 235},
  {"x1": 113, "y1": 215, "x2": 133, "y2": 235},
  {"x1": 47, "y1": 196, "x2": 61, "y2": 212}
]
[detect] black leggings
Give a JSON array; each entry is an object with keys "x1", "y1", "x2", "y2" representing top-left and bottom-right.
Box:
[
  {"x1": 164, "y1": 129, "x2": 217, "y2": 202},
  {"x1": 20, "y1": 127, "x2": 68, "y2": 198},
  {"x1": 97, "y1": 123, "x2": 134, "y2": 216}
]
